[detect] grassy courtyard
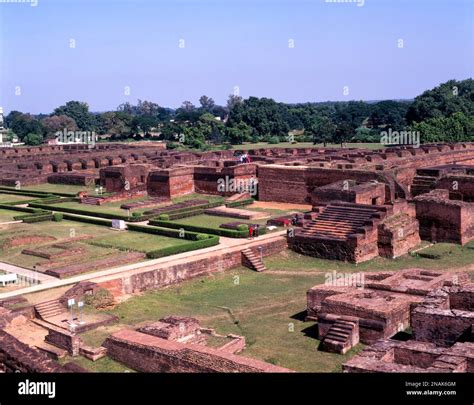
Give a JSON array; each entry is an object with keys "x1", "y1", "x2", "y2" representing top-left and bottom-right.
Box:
[
  {"x1": 0, "y1": 209, "x2": 18, "y2": 222},
  {"x1": 0, "y1": 193, "x2": 36, "y2": 204},
  {"x1": 13, "y1": 184, "x2": 95, "y2": 195},
  {"x1": 0, "y1": 219, "x2": 192, "y2": 270},
  {"x1": 70, "y1": 238, "x2": 474, "y2": 373},
  {"x1": 76, "y1": 266, "x2": 363, "y2": 372}
]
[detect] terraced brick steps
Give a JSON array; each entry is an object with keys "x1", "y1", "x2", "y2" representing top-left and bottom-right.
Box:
[
  {"x1": 411, "y1": 175, "x2": 437, "y2": 197},
  {"x1": 241, "y1": 248, "x2": 266, "y2": 272},
  {"x1": 299, "y1": 205, "x2": 381, "y2": 240},
  {"x1": 34, "y1": 299, "x2": 65, "y2": 320},
  {"x1": 321, "y1": 319, "x2": 358, "y2": 354}
]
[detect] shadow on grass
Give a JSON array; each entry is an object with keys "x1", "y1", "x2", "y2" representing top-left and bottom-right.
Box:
[{"x1": 290, "y1": 310, "x2": 307, "y2": 321}]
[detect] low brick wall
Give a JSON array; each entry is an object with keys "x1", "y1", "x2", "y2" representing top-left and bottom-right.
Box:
[
  {"x1": 95, "y1": 236, "x2": 287, "y2": 296},
  {"x1": 0, "y1": 330, "x2": 84, "y2": 373},
  {"x1": 104, "y1": 329, "x2": 291, "y2": 372}
]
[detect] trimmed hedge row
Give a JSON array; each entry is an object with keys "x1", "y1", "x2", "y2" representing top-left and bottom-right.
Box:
[
  {"x1": 27, "y1": 202, "x2": 149, "y2": 222},
  {"x1": 22, "y1": 214, "x2": 54, "y2": 223},
  {"x1": 148, "y1": 219, "x2": 250, "y2": 238},
  {"x1": 144, "y1": 199, "x2": 224, "y2": 217},
  {"x1": 146, "y1": 235, "x2": 219, "y2": 259},
  {"x1": 58, "y1": 214, "x2": 219, "y2": 259},
  {"x1": 225, "y1": 198, "x2": 255, "y2": 208},
  {"x1": 0, "y1": 196, "x2": 56, "y2": 206},
  {"x1": 165, "y1": 208, "x2": 205, "y2": 221},
  {"x1": 0, "y1": 187, "x2": 78, "y2": 198},
  {"x1": 126, "y1": 223, "x2": 214, "y2": 241},
  {"x1": 0, "y1": 204, "x2": 44, "y2": 213}
]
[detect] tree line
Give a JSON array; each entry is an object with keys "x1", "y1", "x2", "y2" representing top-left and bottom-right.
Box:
[{"x1": 4, "y1": 79, "x2": 473, "y2": 148}]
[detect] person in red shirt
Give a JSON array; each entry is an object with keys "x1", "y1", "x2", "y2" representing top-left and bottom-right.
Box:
[{"x1": 249, "y1": 225, "x2": 254, "y2": 239}]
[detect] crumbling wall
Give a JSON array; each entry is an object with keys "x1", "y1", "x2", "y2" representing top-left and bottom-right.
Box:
[{"x1": 104, "y1": 329, "x2": 290, "y2": 372}]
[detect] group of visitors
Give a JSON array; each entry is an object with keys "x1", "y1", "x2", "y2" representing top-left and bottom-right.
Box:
[
  {"x1": 248, "y1": 224, "x2": 260, "y2": 239},
  {"x1": 239, "y1": 153, "x2": 252, "y2": 164}
]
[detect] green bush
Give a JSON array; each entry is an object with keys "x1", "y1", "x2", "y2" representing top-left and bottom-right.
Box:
[
  {"x1": 146, "y1": 235, "x2": 219, "y2": 259},
  {"x1": 158, "y1": 214, "x2": 170, "y2": 220},
  {"x1": 226, "y1": 198, "x2": 255, "y2": 208},
  {"x1": 53, "y1": 213, "x2": 63, "y2": 222},
  {"x1": 237, "y1": 224, "x2": 249, "y2": 231},
  {"x1": 22, "y1": 214, "x2": 54, "y2": 223},
  {"x1": 85, "y1": 288, "x2": 114, "y2": 309},
  {"x1": 195, "y1": 233, "x2": 209, "y2": 240},
  {"x1": 148, "y1": 219, "x2": 249, "y2": 238},
  {"x1": 132, "y1": 212, "x2": 142, "y2": 218},
  {"x1": 268, "y1": 136, "x2": 280, "y2": 144}
]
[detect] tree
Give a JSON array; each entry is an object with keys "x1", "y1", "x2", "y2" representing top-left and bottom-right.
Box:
[
  {"x1": 406, "y1": 79, "x2": 474, "y2": 124},
  {"x1": 42, "y1": 115, "x2": 78, "y2": 139},
  {"x1": 53, "y1": 101, "x2": 94, "y2": 131},
  {"x1": 227, "y1": 94, "x2": 243, "y2": 110},
  {"x1": 7, "y1": 112, "x2": 44, "y2": 143},
  {"x1": 409, "y1": 112, "x2": 474, "y2": 143},
  {"x1": 24, "y1": 133, "x2": 43, "y2": 145},
  {"x1": 334, "y1": 122, "x2": 354, "y2": 147},
  {"x1": 199, "y1": 95, "x2": 215, "y2": 111},
  {"x1": 309, "y1": 115, "x2": 336, "y2": 146}
]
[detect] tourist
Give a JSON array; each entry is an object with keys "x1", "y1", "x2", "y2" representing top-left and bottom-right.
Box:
[
  {"x1": 254, "y1": 224, "x2": 260, "y2": 237},
  {"x1": 249, "y1": 225, "x2": 254, "y2": 239}
]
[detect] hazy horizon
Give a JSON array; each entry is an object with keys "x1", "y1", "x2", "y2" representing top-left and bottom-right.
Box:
[{"x1": 1, "y1": 0, "x2": 473, "y2": 115}]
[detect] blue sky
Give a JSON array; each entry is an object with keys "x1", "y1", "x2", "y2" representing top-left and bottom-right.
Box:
[{"x1": 0, "y1": 0, "x2": 473, "y2": 114}]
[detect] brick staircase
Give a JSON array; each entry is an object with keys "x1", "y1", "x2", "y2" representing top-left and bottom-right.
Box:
[
  {"x1": 241, "y1": 248, "x2": 266, "y2": 272},
  {"x1": 34, "y1": 300, "x2": 65, "y2": 320},
  {"x1": 299, "y1": 205, "x2": 381, "y2": 241},
  {"x1": 321, "y1": 319, "x2": 359, "y2": 354},
  {"x1": 411, "y1": 175, "x2": 437, "y2": 197},
  {"x1": 81, "y1": 196, "x2": 104, "y2": 205}
]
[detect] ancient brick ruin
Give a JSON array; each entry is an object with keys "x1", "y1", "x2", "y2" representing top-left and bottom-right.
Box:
[
  {"x1": 1, "y1": 143, "x2": 473, "y2": 264},
  {"x1": 104, "y1": 316, "x2": 290, "y2": 373},
  {"x1": 307, "y1": 269, "x2": 469, "y2": 354},
  {"x1": 306, "y1": 268, "x2": 474, "y2": 373}
]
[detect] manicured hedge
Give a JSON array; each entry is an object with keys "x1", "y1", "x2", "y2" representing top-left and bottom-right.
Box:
[
  {"x1": 18, "y1": 213, "x2": 54, "y2": 223},
  {"x1": 127, "y1": 223, "x2": 214, "y2": 241},
  {"x1": 165, "y1": 208, "x2": 205, "y2": 220},
  {"x1": 0, "y1": 187, "x2": 77, "y2": 198},
  {"x1": 225, "y1": 198, "x2": 255, "y2": 208},
  {"x1": 144, "y1": 199, "x2": 224, "y2": 217},
  {"x1": 0, "y1": 204, "x2": 43, "y2": 213},
  {"x1": 148, "y1": 219, "x2": 250, "y2": 238},
  {"x1": 146, "y1": 235, "x2": 219, "y2": 259},
  {"x1": 28, "y1": 202, "x2": 149, "y2": 222}
]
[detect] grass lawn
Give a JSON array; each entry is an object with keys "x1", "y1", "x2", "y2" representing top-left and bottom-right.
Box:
[
  {"x1": 231, "y1": 142, "x2": 383, "y2": 151},
  {"x1": 0, "y1": 193, "x2": 36, "y2": 204},
  {"x1": 0, "y1": 209, "x2": 17, "y2": 222},
  {"x1": 80, "y1": 267, "x2": 364, "y2": 372},
  {"x1": 170, "y1": 193, "x2": 225, "y2": 205},
  {"x1": 76, "y1": 237, "x2": 474, "y2": 373},
  {"x1": 87, "y1": 230, "x2": 194, "y2": 253},
  {"x1": 7, "y1": 184, "x2": 96, "y2": 195},
  {"x1": 264, "y1": 242, "x2": 474, "y2": 275},
  {"x1": 172, "y1": 214, "x2": 270, "y2": 228},
  {"x1": 47, "y1": 193, "x2": 224, "y2": 217},
  {"x1": 0, "y1": 221, "x2": 129, "y2": 269}
]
